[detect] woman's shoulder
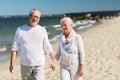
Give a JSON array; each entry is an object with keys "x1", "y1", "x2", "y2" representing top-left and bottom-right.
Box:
[
  {"x1": 76, "y1": 33, "x2": 82, "y2": 39},
  {"x1": 75, "y1": 33, "x2": 83, "y2": 43}
]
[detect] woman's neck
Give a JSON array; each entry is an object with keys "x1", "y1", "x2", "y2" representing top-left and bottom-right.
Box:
[{"x1": 64, "y1": 32, "x2": 70, "y2": 38}]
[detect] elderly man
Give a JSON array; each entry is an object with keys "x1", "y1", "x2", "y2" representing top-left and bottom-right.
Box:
[
  {"x1": 55, "y1": 17, "x2": 85, "y2": 80},
  {"x1": 9, "y1": 8, "x2": 56, "y2": 80}
]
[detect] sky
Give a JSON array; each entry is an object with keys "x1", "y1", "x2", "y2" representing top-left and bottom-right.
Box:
[{"x1": 0, "y1": 0, "x2": 120, "y2": 16}]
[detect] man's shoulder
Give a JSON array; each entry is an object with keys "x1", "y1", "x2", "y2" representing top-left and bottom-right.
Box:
[
  {"x1": 19, "y1": 24, "x2": 28, "y2": 28},
  {"x1": 37, "y1": 25, "x2": 46, "y2": 31},
  {"x1": 17, "y1": 24, "x2": 28, "y2": 30},
  {"x1": 37, "y1": 25, "x2": 45, "y2": 28}
]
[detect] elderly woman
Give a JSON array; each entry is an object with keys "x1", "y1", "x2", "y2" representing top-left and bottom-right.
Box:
[{"x1": 55, "y1": 17, "x2": 85, "y2": 80}]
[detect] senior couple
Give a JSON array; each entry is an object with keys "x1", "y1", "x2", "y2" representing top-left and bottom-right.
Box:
[{"x1": 9, "y1": 8, "x2": 85, "y2": 80}]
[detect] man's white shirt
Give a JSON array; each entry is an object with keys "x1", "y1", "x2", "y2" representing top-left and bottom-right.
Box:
[{"x1": 12, "y1": 24, "x2": 53, "y2": 66}]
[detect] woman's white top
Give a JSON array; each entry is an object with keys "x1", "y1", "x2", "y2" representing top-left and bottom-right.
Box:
[{"x1": 56, "y1": 30, "x2": 85, "y2": 66}]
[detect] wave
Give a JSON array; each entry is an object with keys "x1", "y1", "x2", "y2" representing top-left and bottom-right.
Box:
[
  {"x1": 76, "y1": 26, "x2": 86, "y2": 30},
  {"x1": 73, "y1": 21, "x2": 82, "y2": 27},
  {"x1": 0, "y1": 46, "x2": 7, "y2": 52},
  {"x1": 76, "y1": 23, "x2": 94, "y2": 30},
  {"x1": 53, "y1": 24, "x2": 61, "y2": 28},
  {"x1": 50, "y1": 35, "x2": 59, "y2": 42},
  {"x1": 88, "y1": 20, "x2": 96, "y2": 24}
]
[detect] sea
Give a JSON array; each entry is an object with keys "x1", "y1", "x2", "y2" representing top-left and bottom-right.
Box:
[{"x1": 0, "y1": 15, "x2": 97, "y2": 62}]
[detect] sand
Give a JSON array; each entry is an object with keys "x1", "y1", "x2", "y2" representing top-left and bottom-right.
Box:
[{"x1": 0, "y1": 17, "x2": 120, "y2": 80}]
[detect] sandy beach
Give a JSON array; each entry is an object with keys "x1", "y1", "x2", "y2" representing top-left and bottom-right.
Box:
[{"x1": 0, "y1": 17, "x2": 120, "y2": 80}]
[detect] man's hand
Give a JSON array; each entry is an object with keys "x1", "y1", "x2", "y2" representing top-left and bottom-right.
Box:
[
  {"x1": 9, "y1": 51, "x2": 17, "y2": 73},
  {"x1": 50, "y1": 60, "x2": 57, "y2": 70},
  {"x1": 9, "y1": 65, "x2": 14, "y2": 73},
  {"x1": 49, "y1": 52, "x2": 57, "y2": 70}
]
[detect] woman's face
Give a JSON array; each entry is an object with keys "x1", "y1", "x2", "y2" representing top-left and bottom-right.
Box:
[{"x1": 61, "y1": 20, "x2": 72, "y2": 36}]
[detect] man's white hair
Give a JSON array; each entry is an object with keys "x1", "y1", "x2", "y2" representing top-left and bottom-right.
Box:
[
  {"x1": 29, "y1": 8, "x2": 41, "y2": 16},
  {"x1": 60, "y1": 17, "x2": 73, "y2": 26}
]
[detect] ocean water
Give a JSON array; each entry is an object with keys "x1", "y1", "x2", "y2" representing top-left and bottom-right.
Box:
[{"x1": 0, "y1": 15, "x2": 97, "y2": 62}]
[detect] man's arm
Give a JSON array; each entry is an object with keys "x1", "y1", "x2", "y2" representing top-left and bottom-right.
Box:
[
  {"x1": 9, "y1": 51, "x2": 17, "y2": 73},
  {"x1": 49, "y1": 52, "x2": 57, "y2": 70}
]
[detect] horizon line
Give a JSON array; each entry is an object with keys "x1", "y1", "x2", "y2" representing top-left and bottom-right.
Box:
[{"x1": 0, "y1": 9, "x2": 120, "y2": 17}]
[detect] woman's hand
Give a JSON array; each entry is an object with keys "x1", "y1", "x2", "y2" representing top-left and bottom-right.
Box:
[
  {"x1": 77, "y1": 68, "x2": 84, "y2": 77},
  {"x1": 50, "y1": 59, "x2": 57, "y2": 70},
  {"x1": 77, "y1": 64, "x2": 84, "y2": 77}
]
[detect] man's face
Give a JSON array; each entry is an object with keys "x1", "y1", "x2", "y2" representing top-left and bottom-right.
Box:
[
  {"x1": 29, "y1": 10, "x2": 40, "y2": 26},
  {"x1": 61, "y1": 20, "x2": 72, "y2": 36}
]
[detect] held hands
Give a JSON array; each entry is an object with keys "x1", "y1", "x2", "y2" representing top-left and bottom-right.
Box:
[{"x1": 50, "y1": 59, "x2": 57, "y2": 70}]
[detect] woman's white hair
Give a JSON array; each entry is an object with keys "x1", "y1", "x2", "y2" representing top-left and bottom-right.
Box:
[{"x1": 60, "y1": 17, "x2": 73, "y2": 26}]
